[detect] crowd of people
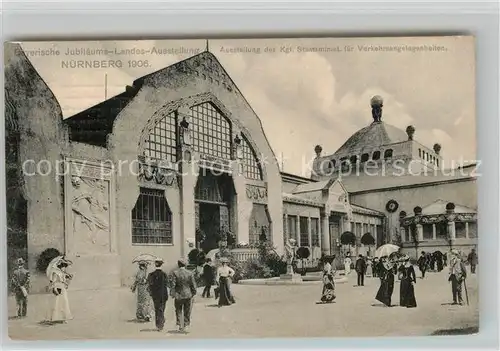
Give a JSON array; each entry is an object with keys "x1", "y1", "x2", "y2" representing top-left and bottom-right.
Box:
[
  {"x1": 130, "y1": 256, "x2": 235, "y2": 332},
  {"x1": 318, "y1": 247, "x2": 477, "y2": 309},
  {"x1": 9, "y1": 246, "x2": 477, "y2": 333}
]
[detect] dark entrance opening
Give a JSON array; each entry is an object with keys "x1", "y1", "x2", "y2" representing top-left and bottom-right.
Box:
[
  {"x1": 5, "y1": 93, "x2": 28, "y2": 275},
  {"x1": 195, "y1": 170, "x2": 235, "y2": 253}
]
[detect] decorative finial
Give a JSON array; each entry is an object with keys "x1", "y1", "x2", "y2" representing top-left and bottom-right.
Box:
[
  {"x1": 234, "y1": 133, "x2": 242, "y2": 145},
  {"x1": 314, "y1": 145, "x2": 323, "y2": 157},
  {"x1": 433, "y1": 143, "x2": 441, "y2": 155},
  {"x1": 406, "y1": 125, "x2": 415, "y2": 140},
  {"x1": 370, "y1": 95, "x2": 383, "y2": 122},
  {"x1": 205, "y1": 39, "x2": 209, "y2": 52}
]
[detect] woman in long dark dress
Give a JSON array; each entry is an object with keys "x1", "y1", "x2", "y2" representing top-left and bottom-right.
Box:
[
  {"x1": 375, "y1": 258, "x2": 395, "y2": 307},
  {"x1": 216, "y1": 257, "x2": 236, "y2": 307},
  {"x1": 320, "y1": 258, "x2": 336, "y2": 303},
  {"x1": 399, "y1": 255, "x2": 417, "y2": 308}
]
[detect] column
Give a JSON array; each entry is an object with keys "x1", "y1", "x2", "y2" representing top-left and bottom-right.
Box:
[
  {"x1": 416, "y1": 223, "x2": 424, "y2": 242},
  {"x1": 232, "y1": 173, "x2": 252, "y2": 246},
  {"x1": 465, "y1": 222, "x2": 469, "y2": 239},
  {"x1": 180, "y1": 164, "x2": 197, "y2": 259},
  {"x1": 448, "y1": 221, "x2": 456, "y2": 240},
  {"x1": 296, "y1": 216, "x2": 300, "y2": 243},
  {"x1": 400, "y1": 227, "x2": 406, "y2": 243},
  {"x1": 432, "y1": 223, "x2": 437, "y2": 240},
  {"x1": 321, "y1": 214, "x2": 331, "y2": 255},
  {"x1": 307, "y1": 217, "x2": 312, "y2": 248},
  {"x1": 283, "y1": 214, "x2": 289, "y2": 244}
]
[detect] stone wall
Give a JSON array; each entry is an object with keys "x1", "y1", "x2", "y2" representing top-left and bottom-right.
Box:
[{"x1": 5, "y1": 43, "x2": 68, "y2": 292}]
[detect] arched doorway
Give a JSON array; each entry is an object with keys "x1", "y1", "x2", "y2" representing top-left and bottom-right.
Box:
[{"x1": 195, "y1": 169, "x2": 235, "y2": 253}]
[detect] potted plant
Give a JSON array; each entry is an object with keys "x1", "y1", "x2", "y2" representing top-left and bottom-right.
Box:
[{"x1": 296, "y1": 246, "x2": 311, "y2": 276}]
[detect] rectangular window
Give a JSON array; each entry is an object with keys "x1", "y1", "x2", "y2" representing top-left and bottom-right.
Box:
[
  {"x1": 468, "y1": 222, "x2": 477, "y2": 238},
  {"x1": 299, "y1": 216, "x2": 309, "y2": 247},
  {"x1": 436, "y1": 222, "x2": 448, "y2": 239},
  {"x1": 311, "y1": 218, "x2": 320, "y2": 247},
  {"x1": 355, "y1": 223, "x2": 362, "y2": 237},
  {"x1": 423, "y1": 223, "x2": 433, "y2": 240},
  {"x1": 132, "y1": 188, "x2": 173, "y2": 245},
  {"x1": 455, "y1": 222, "x2": 467, "y2": 238}
]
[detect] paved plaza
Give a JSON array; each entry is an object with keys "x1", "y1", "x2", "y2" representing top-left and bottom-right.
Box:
[{"x1": 7, "y1": 269, "x2": 478, "y2": 340}]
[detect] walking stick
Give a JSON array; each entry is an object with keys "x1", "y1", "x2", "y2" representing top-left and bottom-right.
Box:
[{"x1": 463, "y1": 278, "x2": 469, "y2": 306}]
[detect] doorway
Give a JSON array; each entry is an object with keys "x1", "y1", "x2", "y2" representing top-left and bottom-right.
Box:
[{"x1": 194, "y1": 170, "x2": 234, "y2": 253}]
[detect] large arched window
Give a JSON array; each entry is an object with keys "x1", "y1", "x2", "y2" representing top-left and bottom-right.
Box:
[
  {"x1": 190, "y1": 102, "x2": 232, "y2": 160},
  {"x1": 241, "y1": 135, "x2": 263, "y2": 180},
  {"x1": 144, "y1": 111, "x2": 177, "y2": 162}
]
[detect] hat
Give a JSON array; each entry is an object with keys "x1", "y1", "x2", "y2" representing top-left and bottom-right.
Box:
[
  {"x1": 177, "y1": 258, "x2": 188, "y2": 267},
  {"x1": 219, "y1": 257, "x2": 229, "y2": 263},
  {"x1": 16, "y1": 258, "x2": 25, "y2": 265},
  {"x1": 451, "y1": 249, "x2": 460, "y2": 256},
  {"x1": 138, "y1": 260, "x2": 149, "y2": 266},
  {"x1": 403, "y1": 254, "x2": 410, "y2": 261}
]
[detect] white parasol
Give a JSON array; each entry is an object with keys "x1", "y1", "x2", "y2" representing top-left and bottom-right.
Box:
[
  {"x1": 374, "y1": 244, "x2": 400, "y2": 258},
  {"x1": 132, "y1": 253, "x2": 163, "y2": 264},
  {"x1": 45, "y1": 256, "x2": 73, "y2": 279}
]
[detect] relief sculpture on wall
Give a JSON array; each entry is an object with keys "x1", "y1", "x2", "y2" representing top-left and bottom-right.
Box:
[
  {"x1": 246, "y1": 184, "x2": 268, "y2": 204},
  {"x1": 71, "y1": 175, "x2": 110, "y2": 255}
]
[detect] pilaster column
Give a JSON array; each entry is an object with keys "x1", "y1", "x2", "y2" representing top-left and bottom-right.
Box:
[
  {"x1": 180, "y1": 160, "x2": 197, "y2": 259},
  {"x1": 400, "y1": 227, "x2": 406, "y2": 242},
  {"x1": 448, "y1": 221, "x2": 456, "y2": 240},
  {"x1": 321, "y1": 214, "x2": 330, "y2": 255},
  {"x1": 307, "y1": 217, "x2": 312, "y2": 247},
  {"x1": 432, "y1": 223, "x2": 437, "y2": 240},
  {"x1": 465, "y1": 222, "x2": 469, "y2": 239},
  {"x1": 417, "y1": 223, "x2": 424, "y2": 242},
  {"x1": 296, "y1": 216, "x2": 300, "y2": 243},
  {"x1": 283, "y1": 214, "x2": 289, "y2": 244},
  {"x1": 231, "y1": 162, "x2": 252, "y2": 245}
]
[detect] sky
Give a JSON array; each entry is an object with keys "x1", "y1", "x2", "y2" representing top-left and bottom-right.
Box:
[{"x1": 19, "y1": 36, "x2": 476, "y2": 176}]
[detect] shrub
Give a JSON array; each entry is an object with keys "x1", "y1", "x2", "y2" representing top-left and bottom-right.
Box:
[
  {"x1": 36, "y1": 248, "x2": 61, "y2": 273},
  {"x1": 235, "y1": 241, "x2": 287, "y2": 281},
  {"x1": 188, "y1": 249, "x2": 206, "y2": 266}
]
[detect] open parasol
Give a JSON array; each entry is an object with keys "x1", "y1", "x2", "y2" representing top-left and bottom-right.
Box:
[
  {"x1": 375, "y1": 244, "x2": 400, "y2": 258},
  {"x1": 132, "y1": 253, "x2": 163, "y2": 264},
  {"x1": 46, "y1": 256, "x2": 73, "y2": 279}
]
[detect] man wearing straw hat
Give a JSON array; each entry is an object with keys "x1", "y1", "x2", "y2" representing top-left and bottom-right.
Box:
[
  {"x1": 448, "y1": 249, "x2": 467, "y2": 305},
  {"x1": 11, "y1": 258, "x2": 30, "y2": 318},
  {"x1": 147, "y1": 258, "x2": 169, "y2": 331},
  {"x1": 171, "y1": 258, "x2": 197, "y2": 332}
]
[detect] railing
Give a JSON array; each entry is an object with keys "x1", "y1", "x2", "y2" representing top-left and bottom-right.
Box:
[{"x1": 231, "y1": 248, "x2": 259, "y2": 263}]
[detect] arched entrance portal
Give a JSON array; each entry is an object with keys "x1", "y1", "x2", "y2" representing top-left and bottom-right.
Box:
[{"x1": 195, "y1": 169, "x2": 235, "y2": 253}]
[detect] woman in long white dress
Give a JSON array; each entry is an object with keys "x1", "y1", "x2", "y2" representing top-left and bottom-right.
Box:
[
  {"x1": 47, "y1": 258, "x2": 73, "y2": 323},
  {"x1": 344, "y1": 256, "x2": 352, "y2": 275}
]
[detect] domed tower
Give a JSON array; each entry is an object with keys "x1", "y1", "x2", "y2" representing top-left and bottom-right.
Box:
[{"x1": 312, "y1": 96, "x2": 443, "y2": 180}]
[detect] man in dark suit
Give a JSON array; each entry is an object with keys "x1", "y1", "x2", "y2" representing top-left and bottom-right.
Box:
[
  {"x1": 171, "y1": 258, "x2": 197, "y2": 332},
  {"x1": 355, "y1": 254, "x2": 367, "y2": 286},
  {"x1": 417, "y1": 251, "x2": 427, "y2": 278},
  {"x1": 467, "y1": 248, "x2": 478, "y2": 274},
  {"x1": 11, "y1": 258, "x2": 30, "y2": 318},
  {"x1": 202, "y1": 258, "x2": 215, "y2": 298},
  {"x1": 147, "y1": 259, "x2": 169, "y2": 331}
]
